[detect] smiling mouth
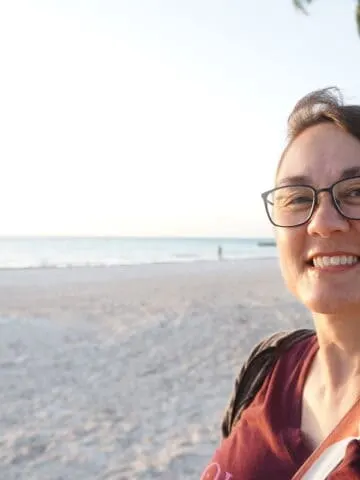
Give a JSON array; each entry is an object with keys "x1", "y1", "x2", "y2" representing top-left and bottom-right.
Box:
[{"x1": 307, "y1": 255, "x2": 360, "y2": 268}]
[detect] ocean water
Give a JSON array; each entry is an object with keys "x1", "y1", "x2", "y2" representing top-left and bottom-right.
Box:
[{"x1": 0, "y1": 237, "x2": 277, "y2": 269}]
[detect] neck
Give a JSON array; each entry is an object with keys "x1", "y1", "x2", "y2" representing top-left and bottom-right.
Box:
[{"x1": 313, "y1": 312, "x2": 360, "y2": 393}]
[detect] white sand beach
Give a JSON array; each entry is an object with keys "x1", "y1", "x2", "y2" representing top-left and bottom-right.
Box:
[{"x1": 0, "y1": 259, "x2": 312, "y2": 479}]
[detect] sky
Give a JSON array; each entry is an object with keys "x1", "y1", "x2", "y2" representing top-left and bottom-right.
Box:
[{"x1": 1, "y1": 0, "x2": 360, "y2": 237}]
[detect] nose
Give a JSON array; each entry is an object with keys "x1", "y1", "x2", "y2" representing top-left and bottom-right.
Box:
[{"x1": 307, "y1": 191, "x2": 350, "y2": 238}]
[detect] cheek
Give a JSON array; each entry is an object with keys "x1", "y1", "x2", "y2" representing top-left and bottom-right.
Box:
[
  {"x1": 352, "y1": 220, "x2": 360, "y2": 233},
  {"x1": 276, "y1": 228, "x2": 304, "y2": 288}
]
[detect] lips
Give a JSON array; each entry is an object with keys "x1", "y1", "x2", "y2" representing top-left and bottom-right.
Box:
[{"x1": 307, "y1": 254, "x2": 360, "y2": 268}]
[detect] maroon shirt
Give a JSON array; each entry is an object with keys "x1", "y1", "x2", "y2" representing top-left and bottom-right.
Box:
[{"x1": 201, "y1": 335, "x2": 318, "y2": 480}]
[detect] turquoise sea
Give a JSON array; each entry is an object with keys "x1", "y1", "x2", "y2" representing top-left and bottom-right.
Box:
[{"x1": 0, "y1": 237, "x2": 277, "y2": 269}]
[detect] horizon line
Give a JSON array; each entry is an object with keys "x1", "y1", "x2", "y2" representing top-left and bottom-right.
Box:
[{"x1": 0, "y1": 234, "x2": 275, "y2": 240}]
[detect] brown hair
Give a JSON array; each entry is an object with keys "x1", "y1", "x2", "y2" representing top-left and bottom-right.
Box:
[{"x1": 276, "y1": 87, "x2": 360, "y2": 179}]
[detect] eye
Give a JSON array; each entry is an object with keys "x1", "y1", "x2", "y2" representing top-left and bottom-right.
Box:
[
  {"x1": 335, "y1": 178, "x2": 360, "y2": 203},
  {"x1": 275, "y1": 193, "x2": 313, "y2": 208},
  {"x1": 288, "y1": 195, "x2": 313, "y2": 205},
  {"x1": 270, "y1": 186, "x2": 314, "y2": 210},
  {"x1": 347, "y1": 188, "x2": 360, "y2": 197},
  {"x1": 337, "y1": 186, "x2": 360, "y2": 203}
]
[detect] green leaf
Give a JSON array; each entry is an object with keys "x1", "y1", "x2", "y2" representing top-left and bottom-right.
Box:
[
  {"x1": 293, "y1": 1, "x2": 360, "y2": 39},
  {"x1": 293, "y1": 0, "x2": 313, "y2": 15}
]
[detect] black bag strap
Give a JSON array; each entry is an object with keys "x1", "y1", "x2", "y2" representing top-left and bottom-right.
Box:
[{"x1": 221, "y1": 328, "x2": 315, "y2": 438}]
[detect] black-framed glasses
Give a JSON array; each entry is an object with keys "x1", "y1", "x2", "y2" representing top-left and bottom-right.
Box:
[{"x1": 261, "y1": 176, "x2": 360, "y2": 227}]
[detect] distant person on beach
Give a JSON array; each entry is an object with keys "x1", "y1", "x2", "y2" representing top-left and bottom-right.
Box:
[
  {"x1": 217, "y1": 245, "x2": 223, "y2": 261},
  {"x1": 201, "y1": 88, "x2": 360, "y2": 479}
]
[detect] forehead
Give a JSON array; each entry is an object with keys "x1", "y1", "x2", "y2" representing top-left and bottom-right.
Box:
[{"x1": 277, "y1": 123, "x2": 360, "y2": 186}]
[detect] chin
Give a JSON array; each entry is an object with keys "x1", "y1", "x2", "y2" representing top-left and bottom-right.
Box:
[
  {"x1": 305, "y1": 300, "x2": 346, "y2": 315},
  {"x1": 300, "y1": 290, "x2": 359, "y2": 315},
  {"x1": 292, "y1": 274, "x2": 360, "y2": 315}
]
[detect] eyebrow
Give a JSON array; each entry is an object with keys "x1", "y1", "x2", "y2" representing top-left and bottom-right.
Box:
[
  {"x1": 277, "y1": 167, "x2": 360, "y2": 187},
  {"x1": 340, "y1": 167, "x2": 360, "y2": 179}
]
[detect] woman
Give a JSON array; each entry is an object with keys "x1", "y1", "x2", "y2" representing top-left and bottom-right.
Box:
[{"x1": 201, "y1": 87, "x2": 360, "y2": 479}]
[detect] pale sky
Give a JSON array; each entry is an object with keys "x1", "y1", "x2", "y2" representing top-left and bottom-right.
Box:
[{"x1": 1, "y1": 0, "x2": 360, "y2": 237}]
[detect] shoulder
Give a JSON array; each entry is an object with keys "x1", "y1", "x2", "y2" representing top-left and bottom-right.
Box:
[{"x1": 221, "y1": 328, "x2": 315, "y2": 438}]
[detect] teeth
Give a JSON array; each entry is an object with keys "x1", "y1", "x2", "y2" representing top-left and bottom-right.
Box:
[
  {"x1": 313, "y1": 255, "x2": 358, "y2": 268},
  {"x1": 340, "y1": 255, "x2": 348, "y2": 265}
]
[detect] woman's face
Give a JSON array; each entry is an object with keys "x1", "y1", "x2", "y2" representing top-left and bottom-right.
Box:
[{"x1": 276, "y1": 122, "x2": 360, "y2": 314}]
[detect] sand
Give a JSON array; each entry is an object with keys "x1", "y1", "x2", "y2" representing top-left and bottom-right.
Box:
[{"x1": 0, "y1": 258, "x2": 312, "y2": 479}]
